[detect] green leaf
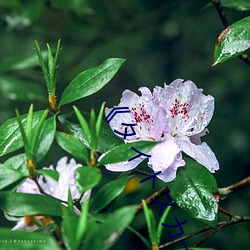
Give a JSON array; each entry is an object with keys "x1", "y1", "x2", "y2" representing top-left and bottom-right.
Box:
[
  {"x1": 62, "y1": 215, "x2": 80, "y2": 250},
  {"x1": 0, "y1": 228, "x2": 60, "y2": 250},
  {"x1": 59, "y1": 58, "x2": 125, "y2": 106},
  {"x1": 36, "y1": 169, "x2": 59, "y2": 181},
  {"x1": 4, "y1": 153, "x2": 28, "y2": 175},
  {"x1": 83, "y1": 205, "x2": 136, "y2": 250},
  {"x1": 213, "y1": 16, "x2": 250, "y2": 65},
  {"x1": 91, "y1": 176, "x2": 132, "y2": 213},
  {"x1": 30, "y1": 109, "x2": 49, "y2": 157},
  {"x1": 35, "y1": 40, "x2": 50, "y2": 90},
  {"x1": 59, "y1": 112, "x2": 123, "y2": 153},
  {"x1": 0, "y1": 164, "x2": 27, "y2": 190},
  {"x1": 97, "y1": 140, "x2": 158, "y2": 166},
  {"x1": 96, "y1": 102, "x2": 106, "y2": 140},
  {"x1": 89, "y1": 108, "x2": 97, "y2": 150},
  {"x1": 67, "y1": 188, "x2": 74, "y2": 213},
  {"x1": 15, "y1": 109, "x2": 30, "y2": 158},
  {"x1": 0, "y1": 76, "x2": 46, "y2": 102},
  {"x1": 0, "y1": 192, "x2": 65, "y2": 216},
  {"x1": 25, "y1": 104, "x2": 34, "y2": 143},
  {"x1": 73, "y1": 106, "x2": 91, "y2": 147},
  {"x1": 221, "y1": 0, "x2": 250, "y2": 11},
  {"x1": 62, "y1": 201, "x2": 89, "y2": 250},
  {"x1": 0, "y1": 111, "x2": 44, "y2": 157},
  {"x1": 75, "y1": 167, "x2": 102, "y2": 194},
  {"x1": 168, "y1": 159, "x2": 218, "y2": 227},
  {"x1": 76, "y1": 200, "x2": 89, "y2": 248},
  {"x1": 157, "y1": 206, "x2": 171, "y2": 244},
  {"x1": 36, "y1": 116, "x2": 56, "y2": 162},
  {"x1": 56, "y1": 131, "x2": 89, "y2": 165},
  {"x1": 142, "y1": 200, "x2": 157, "y2": 245}
]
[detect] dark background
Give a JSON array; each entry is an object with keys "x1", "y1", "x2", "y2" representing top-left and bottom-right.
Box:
[{"x1": 0, "y1": 0, "x2": 249, "y2": 249}]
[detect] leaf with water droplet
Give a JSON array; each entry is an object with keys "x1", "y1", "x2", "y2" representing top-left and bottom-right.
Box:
[
  {"x1": 213, "y1": 16, "x2": 250, "y2": 65},
  {"x1": 168, "y1": 158, "x2": 218, "y2": 227}
]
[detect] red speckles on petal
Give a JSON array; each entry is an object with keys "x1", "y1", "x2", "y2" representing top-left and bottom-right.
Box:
[
  {"x1": 131, "y1": 103, "x2": 153, "y2": 124},
  {"x1": 170, "y1": 99, "x2": 190, "y2": 121}
]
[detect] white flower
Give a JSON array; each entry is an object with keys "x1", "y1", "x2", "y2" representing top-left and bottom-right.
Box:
[
  {"x1": 103, "y1": 79, "x2": 219, "y2": 182},
  {"x1": 12, "y1": 157, "x2": 90, "y2": 231}
]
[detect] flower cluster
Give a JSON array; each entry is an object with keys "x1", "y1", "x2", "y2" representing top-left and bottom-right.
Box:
[
  {"x1": 104, "y1": 79, "x2": 219, "y2": 182},
  {"x1": 11, "y1": 157, "x2": 90, "y2": 231}
]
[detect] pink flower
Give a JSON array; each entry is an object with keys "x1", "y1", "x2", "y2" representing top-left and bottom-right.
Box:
[
  {"x1": 103, "y1": 79, "x2": 219, "y2": 182},
  {"x1": 12, "y1": 157, "x2": 90, "y2": 231}
]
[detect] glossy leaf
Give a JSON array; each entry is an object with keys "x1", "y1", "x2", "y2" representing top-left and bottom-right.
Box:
[
  {"x1": 0, "y1": 164, "x2": 27, "y2": 190},
  {"x1": 221, "y1": 0, "x2": 250, "y2": 11},
  {"x1": 0, "y1": 111, "x2": 44, "y2": 157},
  {"x1": 75, "y1": 167, "x2": 102, "y2": 194},
  {"x1": 4, "y1": 153, "x2": 28, "y2": 175},
  {"x1": 97, "y1": 140, "x2": 158, "y2": 166},
  {"x1": 91, "y1": 176, "x2": 132, "y2": 213},
  {"x1": 0, "y1": 228, "x2": 60, "y2": 250},
  {"x1": 0, "y1": 76, "x2": 46, "y2": 102},
  {"x1": 59, "y1": 58, "x2": 125, "y2": 106},
  {"x1": 0, "y1": 192, "x2": 65, "y2": 216},
  {"x1": 168, "y1": 159, "x2": 218, "y2": 227},
  {"x1": 59, "y1": 112, "x2": 123, "y2": 153},
  {"x1": 83, "y1": 205, "x2": 136, "y2": 250},
  {"x1": 36, "y1": 116, "x2": 56, "y2": 162},
  {"x1": 56, "y1": 131, "x2": 89, "y2": 165},
  {"x1": 213, "y1": 16, "x2": 250, "y2": 65}
]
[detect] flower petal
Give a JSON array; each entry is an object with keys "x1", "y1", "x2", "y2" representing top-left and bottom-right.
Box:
[
  {"x1": 16, "y1": 178, "x2": 40, "y2": 194},
  {"x1": 105, "y1": 156, "x2": 145, "y2": 172},
  {"x1": 154, "y1": 79, "x2": 214, "y2": 136},
  {"x1": 40, "y1": 157, "x2": 82, "y2": 201},
  {"x1": 178, "y1": 139, "x2": 219, "y2": 173},
  {"x1": 148, "y1": 138, "x2": 185, "y2": 182},
  {"x1": 106, "y1": 88, "x2": 167, "y2": 141}
]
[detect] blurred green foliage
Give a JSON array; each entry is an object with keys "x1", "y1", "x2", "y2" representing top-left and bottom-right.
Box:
[{"x1": 0, "y1": 0, "x2": 249, "y2": 249}]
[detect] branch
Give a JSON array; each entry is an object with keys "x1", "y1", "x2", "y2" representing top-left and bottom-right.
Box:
[
  {"x1": 218, "y1": 176, "x2": 250, "y2": 199},
  {"x1": 159, "y1": 215, "x2": 250, "y2": 249},
  {"x1": 193, "y1": 215, "x2": 250, "y2": 247},
  {"x1": 136, "y1": 186, "x2": 169, "y2": 215},
  {"x1": 211, "y1": 0, "x2": 250, "y2": 66}
]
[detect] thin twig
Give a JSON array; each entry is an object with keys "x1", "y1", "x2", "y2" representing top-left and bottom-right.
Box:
[
  {"x1": 159, "y1": 216, "x2": 250, "y2": 249},
  {"x1": 211, "y1": 0, "x2": 250, "y2": 66},
  {"x1": 193, "y1": 216, "x2": 250, "y2": 247},
  {"x1": 218, "y1": 176, "x2": 250, "y2": 199},
  {"x1": 159, "y1": 224, "x2": 212, "y2": 249},
  {"x1": 218, "y1": 206, "x2": 235, "y2": 217},
  {"x1": 136, "y1": 186, "x2": 169, "y2": 215},
  {"x1": 211, "y1": 0, "x2": 230, "y2": 27}
]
